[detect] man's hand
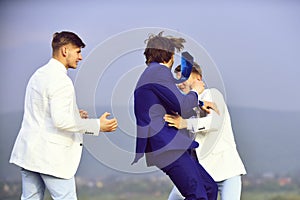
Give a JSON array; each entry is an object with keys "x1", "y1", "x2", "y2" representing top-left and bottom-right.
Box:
[
  {"x1": 201, "y1": 101, "x2": 220, "y2": 115},
  {"x1": 191, "y1": 79, "x2": 205, "y2": 95},
  {"x1": 164, "y1": 113, "x2": 187, "y2": 129},
  {"x1": 79, "y1": 109, "x2": 89, "y2": 119},
  {"x1": 99, "y1": 112, "x2": 118, "y2": 132}
]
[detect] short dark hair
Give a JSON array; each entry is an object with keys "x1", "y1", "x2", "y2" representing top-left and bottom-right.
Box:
[
  {"x1": 174, "y1": 62, "x2": 202, "y2": 77},
  {"x1": 144, "y1": 31, "x2": 185, "y2": 65},
  {"x1": 52, "y1": 31, "x2": 85, "y2": 52}
]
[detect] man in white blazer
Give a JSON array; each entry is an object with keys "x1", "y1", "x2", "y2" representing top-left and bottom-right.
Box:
[
  {"x1": 9, "y1": 31, "x2": 118, "y2": 200},
  {"x1": 164, "y1": 63, "x2": 246, "y2": 200}
]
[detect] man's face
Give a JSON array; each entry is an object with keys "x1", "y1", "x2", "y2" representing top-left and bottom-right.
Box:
[
  {"x1": 65, "y1": 44, "x2": 83, "y2": 69},
  {"x1": 176, "y1": 72, "x2": 202, "y2": 94}
]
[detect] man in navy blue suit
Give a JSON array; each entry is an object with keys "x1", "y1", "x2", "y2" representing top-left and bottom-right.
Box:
[{"x1": 132, "y1": 32, "x2": 218, "y2": 200}]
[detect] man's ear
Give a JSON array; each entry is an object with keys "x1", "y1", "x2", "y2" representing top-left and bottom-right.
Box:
[{"x1": 61, "y1": 46, "x2": 68, "y2": 57}]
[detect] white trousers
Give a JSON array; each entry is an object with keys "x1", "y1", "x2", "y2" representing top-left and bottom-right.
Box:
[{"x1": 21, "y1": 168, "x2": 77, "y2": 200}]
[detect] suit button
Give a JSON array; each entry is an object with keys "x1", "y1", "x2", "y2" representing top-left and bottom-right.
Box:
[{"x1": 80, "y1": 143, "x2": 83, "y2": 146}]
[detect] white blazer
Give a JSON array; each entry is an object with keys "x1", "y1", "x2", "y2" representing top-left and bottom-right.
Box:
[
  {"x1": 187, "y1": 88, "x2": 246, "y2": 182},
  {"x1": 10, "y1": 58, "x2": 100, "y2": 179}
]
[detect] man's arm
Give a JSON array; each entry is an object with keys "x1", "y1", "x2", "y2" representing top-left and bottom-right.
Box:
[
  {"x1": 151, "y1": 80, "x2": 205, "y2": 118},
  {"x1": 164, "y1": 111, "x2": 217, "y2": 133},
  {"x1": 50, "y1": 80, "x2": 117, "y2": 134},
  {"x1": 164, "y1": 89, "x2": 225, "y2": 133},
  {"x1": 163, "y1": 114, "x2": 213, "y2": 132}
]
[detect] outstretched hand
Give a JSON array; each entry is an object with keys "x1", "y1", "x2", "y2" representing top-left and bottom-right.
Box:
[{"x1": 99, "y1": 112, "x2": 118, "y2": 132}]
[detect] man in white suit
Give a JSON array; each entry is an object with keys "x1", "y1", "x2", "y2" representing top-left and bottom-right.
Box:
[
  {"x1": 9, "y1": 31, "x2": 118, "y2": 200},
  {"x1": 164, "y1": 63, "x2": 246, "y2": 200}
]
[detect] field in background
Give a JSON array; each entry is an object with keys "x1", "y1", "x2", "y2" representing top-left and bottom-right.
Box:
[{"x1": 2, "y1": 174, "x2": 300, "y2": 200}]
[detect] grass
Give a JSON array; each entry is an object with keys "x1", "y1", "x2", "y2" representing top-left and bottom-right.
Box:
[
  {"x1": 43, "y1": 191, "x2": 300, "y2": 200},
  {"x1": 241, "y1": 191, "x2": 300, "y2": 200}
]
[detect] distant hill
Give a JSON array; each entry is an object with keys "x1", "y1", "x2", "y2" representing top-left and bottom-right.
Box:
[
  {"x1": 229, "y1": 106, "x2": 300, "y2": 175},
  {"x1": 1, "y1": 106, "x2": 299, "y2": 181}
]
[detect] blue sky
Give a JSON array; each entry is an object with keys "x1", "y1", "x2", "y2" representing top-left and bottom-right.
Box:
[
  {"x1": 1, "y1": 0, "x2": 300, "y2": 115},
  {"x1": 1, "y1": 0, "x2": 300, "y2": 179}
]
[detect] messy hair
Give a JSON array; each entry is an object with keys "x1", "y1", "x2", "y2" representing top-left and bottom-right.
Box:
[{"x1": 144, "y1": 31, "x2": 185, "y2": 65}]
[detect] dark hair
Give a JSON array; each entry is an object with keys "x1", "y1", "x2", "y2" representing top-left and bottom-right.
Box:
[
  {"x1": 175, "y1": 62, "x2": 202, "y2": 77},
  {"x1": 52, "y1": 31, "x2": 85, "y2": 52},
  {"x1": 144, "y1": 31, "x2": 185, "y2": 65}
]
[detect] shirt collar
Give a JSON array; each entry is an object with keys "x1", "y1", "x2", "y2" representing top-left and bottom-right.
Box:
[{"x1": 49, "y1": 58, "x2": 67, "y2": 74}]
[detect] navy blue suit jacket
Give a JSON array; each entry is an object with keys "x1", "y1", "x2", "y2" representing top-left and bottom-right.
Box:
[{"x1": 133, "y1": 62, "x2": 200, "y2": 166}]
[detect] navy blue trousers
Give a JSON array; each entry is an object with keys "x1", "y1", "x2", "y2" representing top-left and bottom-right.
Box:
[{"x1": 159, "y1": 151, "x2": 218, "y2": 200}]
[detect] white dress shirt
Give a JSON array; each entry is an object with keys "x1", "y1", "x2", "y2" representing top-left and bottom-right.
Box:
[{"x1": 10, "y1": 58, "x2": 100, "y2": 179}]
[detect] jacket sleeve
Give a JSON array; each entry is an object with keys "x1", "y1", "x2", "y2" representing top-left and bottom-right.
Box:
[
  {"x1": 187, "y1": 89, "x2": 225, "y2": 134},
  {"x1": 151, "y1": 82, "x2": 199, "y2": 118},
  {"x1": 49, "y1": 78, "x2": 99, "y2": 135}
]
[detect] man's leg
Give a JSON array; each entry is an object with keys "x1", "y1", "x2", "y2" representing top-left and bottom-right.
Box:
[
  {"x1": 168, "y1": 185, "x2": 184, "y2": 200},
  {"x1": 161, "y1": 151, "x2": 218, "y2": 200},
  {"x1": 20, "y1": 168, "x2": 45, "y2": 200},
  {"x1": 41, "y1": 174, "x2": 77, "y2": 200},
  {"x1": 193, "y1": 160, "x2": 218, "y2": 200},
  {"x1": 217, "y1": 175, "x2": 242, "y2": 200}
]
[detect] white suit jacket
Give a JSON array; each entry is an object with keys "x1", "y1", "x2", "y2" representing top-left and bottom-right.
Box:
[
  {"x1": 187, "y1": 88, "x2": 246, "y2": 182},
  {"x1": 10, "y1": 58, "x2": 100, "y2": 179}
]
